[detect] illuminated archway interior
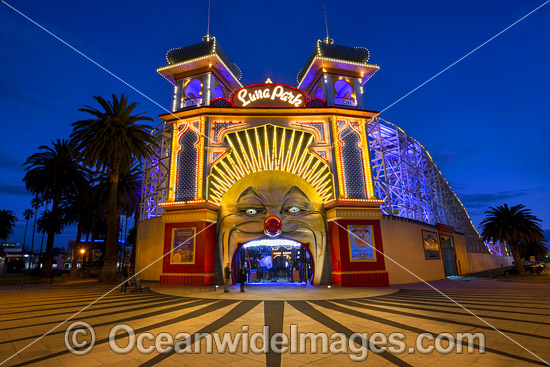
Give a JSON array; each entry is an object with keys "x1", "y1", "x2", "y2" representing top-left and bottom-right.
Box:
[{"x1": 235, "y1": 238, "x2": 313, "y2": 284}]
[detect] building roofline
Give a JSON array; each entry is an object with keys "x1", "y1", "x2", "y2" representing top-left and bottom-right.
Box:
[{"x1": 158, "y1": 106, "x2": 381, "y2": 122}]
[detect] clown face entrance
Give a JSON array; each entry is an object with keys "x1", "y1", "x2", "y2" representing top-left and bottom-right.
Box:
[{"x1": 233, "y1": 239, "x2": 313, "y2": 284}]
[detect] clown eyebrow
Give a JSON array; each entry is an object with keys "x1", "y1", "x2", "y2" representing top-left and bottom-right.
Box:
[
  {"x1": 282, "y1": 186, "x2": 310, "y2": 201},
  {"x1": 237, "y1": 186, "x2": 265, "y2": 203}
]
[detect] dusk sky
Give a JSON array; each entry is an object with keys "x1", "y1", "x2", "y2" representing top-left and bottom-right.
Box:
[{"x1": 1, "y1": 0, "x2": 549, "y2": 249}]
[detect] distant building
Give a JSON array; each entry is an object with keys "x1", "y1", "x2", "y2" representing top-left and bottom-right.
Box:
[
  {"x1": 1, "y1": 242, "x2": 25, "y2": 273},
  {"x1": 0, "y1": 242, "x2": 69, "y2": 273}
]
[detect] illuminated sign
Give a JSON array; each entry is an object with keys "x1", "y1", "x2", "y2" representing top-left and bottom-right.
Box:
[{"x1": 231, "y1": 83, "x2": 307, "y2": 108}]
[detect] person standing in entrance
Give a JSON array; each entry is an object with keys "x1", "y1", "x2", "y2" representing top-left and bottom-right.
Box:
[
  {"x1": 239, "y1": 265, "x2": 247, "y2": 292},
  {"x1": 224, "y1": 263, "x2": 232, "y2": 292}
]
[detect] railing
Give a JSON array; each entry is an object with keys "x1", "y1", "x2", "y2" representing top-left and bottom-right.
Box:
[
  {"x1": 334, "y1": 97, "x2": 357, "y2": 107},
  {"x1": 181, "y1": 97, "x2": 203, "y2": 108}
]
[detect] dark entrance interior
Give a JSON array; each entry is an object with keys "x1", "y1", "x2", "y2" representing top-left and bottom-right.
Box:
[
  {"x1": 441, "y1": 235, "x2": 458, "y2": 276},
  {"x1": 233, "y1": 239, "x2": 313, "y2": 284}
]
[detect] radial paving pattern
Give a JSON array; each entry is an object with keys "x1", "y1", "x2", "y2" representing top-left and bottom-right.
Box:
[{"x1": 0, "y1": 281, "x2": 549, "y2": 366}]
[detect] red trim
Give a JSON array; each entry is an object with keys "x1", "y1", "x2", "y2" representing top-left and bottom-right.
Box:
[
  {"x1": 174, "y1": 121, "x2": 201, "y2": 200},
  {"x1": 210, "y1": 97, "x2": 232, "y2": 105},
  {"x1": 306, "y1": 98, "x2": 327, "y2": 105},
  {"x1": 336, "y1": 119, "x2": 366, "y2": 198},
  {"x1": 211, "y1": 150, "x2": 228, "y2": 164},
  {"x1": 163, "y1": 221, "x2": 216, "y2": 275},
  {"x1": 174, "y1": 70, "x2": 208, "y2": 81},
  {"x1": 312, "y1": 150, "x2": 329, "y2": 162},
  {"x1": 337, "y1": 271, "x2": 389, "y2": 287},
  {"x1": 324, "y1": 71, "x2": 363, "y2": 80},
  {"x1": 229, "y1": 83, "x2": 309, "y2": 108},
  {"x1": 210, "y1": 120, "x2": 248, "y2": 145},
  {"x1": 290, "y1": 121, "x2": 328, "y2": 144},
  {"x1": 159, "y1": 274, "x2": 215, "y2": 286},
  {"x1": 328, "y1": 219, "x2": 388, "y2": 287},
  {"x1": 436, "y1": 223, "x2": 455, "y2": 233}
]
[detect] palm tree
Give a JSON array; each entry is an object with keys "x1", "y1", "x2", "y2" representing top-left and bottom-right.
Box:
[
  {"x1": 70, "y1": 94, "x2": 155, "y2": 282},
  {"x1": 63, "y1": 179, "x2": 97, "y2": 278},
  {"x1": 22, "y1": 209, "x2": 33, "y2": 256},
  {"x1": 104, "y1": 162, "x2": 142, "y2": 272},
  {"x1": 480, "y1": 204, "x2": 545, "y2": 275},
  {"x1": 28, "y1": 197, "x2": 42, "y2": 270},
  {"x1": 519, "y1": 241, "x2": 549, "y2": 260},
  {"x1": 23, "y1": 139, "x2": 90, "y2": 277},
  {"x1": 96, "y1": 161, "x2": 143, "y2": 271},
  {"x1": 0, "y1": 209, "x2": 17, "y2": 242},
  {"x1": 36, "y1": 209, "x2": 66, "y2": 272}
]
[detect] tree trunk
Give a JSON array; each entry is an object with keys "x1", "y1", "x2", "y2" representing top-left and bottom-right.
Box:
[
  {"x1": 40, "y1": 200, "x2": 58, "y2": 278},
  {"x1": 40, "y1": 229, "x2": 55, "y2": 278},
  {"x1": 69, "y1": 224, "x2": 82, "y2": 278},
  {"x1": 38, "y1": 202, "x2": 48, "y2": 272},
  {"x1": 28, "y1": 208, "x2": 37, "y2": 270},
  {"x1": 38, "y1": 231, "x2": 45, "y2": 271},
  {"x1": 510, "y1": 244, "x2": 526, "y2": 276},
  {"x1": 23, "y1": 220, "x2": 29, "y2": 254},
  {"x1": 99, "y1": 171, "x2": 120, "y2": 282}
]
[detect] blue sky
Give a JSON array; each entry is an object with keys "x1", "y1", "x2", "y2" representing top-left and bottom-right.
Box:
[{"x1": 0, "y1": 0, "x2": 549, "y2": 249}]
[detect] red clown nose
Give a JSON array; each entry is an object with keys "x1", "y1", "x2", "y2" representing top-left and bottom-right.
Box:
[{"x1": 264, "y1": 216, "x2": 282, "y2": 237}]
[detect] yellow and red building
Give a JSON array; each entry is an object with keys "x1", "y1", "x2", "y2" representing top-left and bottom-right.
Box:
[{"x1": 136, "y1": 37, "x2": 512, "y2": 287}]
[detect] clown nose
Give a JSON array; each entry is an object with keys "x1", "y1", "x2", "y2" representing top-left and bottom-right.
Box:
[{"x1": 264, "y1": 216, "x2": 282, "y2": 237}]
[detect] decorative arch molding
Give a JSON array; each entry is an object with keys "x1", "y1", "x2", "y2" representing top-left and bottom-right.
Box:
[{"x1": 206, "y1": 124, "x2": 335, "y2": 203}]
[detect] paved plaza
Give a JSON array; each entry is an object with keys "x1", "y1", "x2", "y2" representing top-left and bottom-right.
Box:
[{"x1": 0, "y1": 278, "x2": 549, "y2": 366}]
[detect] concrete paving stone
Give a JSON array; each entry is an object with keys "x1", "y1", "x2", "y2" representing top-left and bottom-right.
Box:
[
  {"x1": 58, "y1": 354, "x2": 104, "y2": 367},
  {"x1": 0, "y1": 279, "x2": 549, "y2": 366},
  {"x1": 280, "y1": 356, "x2": 308, "y2": 367}
]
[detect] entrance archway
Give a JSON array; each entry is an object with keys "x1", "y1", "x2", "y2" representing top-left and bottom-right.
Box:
[{"x1": 231, "y1": 238, "x2": 314, "y2": 285}]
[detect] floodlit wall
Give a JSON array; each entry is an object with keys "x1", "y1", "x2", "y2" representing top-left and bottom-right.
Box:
[
  {"x1": 380, "y1": 216, "x2": 446, "y2": 284},
  {"x1": 467, "y1": 252, "x2": 514, "y2": 274},
  {"x1": 135, "y1": 217, "x2": 164, "y2": 281},
  {"x1": 453, "y1": 233, "x2": 471, "y2": 276}
]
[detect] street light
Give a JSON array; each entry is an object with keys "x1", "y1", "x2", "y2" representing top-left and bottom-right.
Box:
[{"x1": 79, "y1": 248, "x2": 86, "y2": 270}]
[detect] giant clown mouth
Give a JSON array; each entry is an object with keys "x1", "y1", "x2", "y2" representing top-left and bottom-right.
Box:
[{"x1": 242, "y1": 238, "x2": 302, "y2": 249}]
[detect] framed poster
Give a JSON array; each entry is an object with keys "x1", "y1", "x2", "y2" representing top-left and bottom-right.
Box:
[
  {"x1": 348, "y1": 225, "x2": 376, "y2": 262},
  {"x1": 422, "y1": 230, "x2": 441, "y2": 260},
  {"x1": 170, "y1": 227, "x2": 196, "y2": 264}
]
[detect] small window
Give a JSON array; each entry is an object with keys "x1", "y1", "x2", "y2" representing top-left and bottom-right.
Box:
[
  {"x1": 312, "y1": 87, "x2": 323, "y2": 99},
  {"x1": 182, "y1": 79, "x2": 203, "y2": 108},
  {"x1": 213, "y1": 85, "x2": 227, "y2": 99},
  {"x1": 334, "y1": 79, "x2": 356, "y2": 106}
]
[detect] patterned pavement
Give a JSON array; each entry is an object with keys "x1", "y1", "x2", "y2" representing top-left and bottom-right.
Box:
[{"x1": 0, "y1": 279, "x2": 549, "y2": 366}]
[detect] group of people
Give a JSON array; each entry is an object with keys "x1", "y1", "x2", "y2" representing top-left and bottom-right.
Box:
[
  {"x1": 224, "y1": 263, "x2": 247, "y2": 292},
  {"x1": 121, "y1": 265, "x2": 142, "y2": 293}
]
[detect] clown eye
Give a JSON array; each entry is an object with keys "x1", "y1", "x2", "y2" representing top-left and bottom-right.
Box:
[
  {"x1": 246, "y1": 208, "x2": 257, "y2": 215},
  {"x1": 286, "y1": 206, "x2": 300, "y2": 214}
]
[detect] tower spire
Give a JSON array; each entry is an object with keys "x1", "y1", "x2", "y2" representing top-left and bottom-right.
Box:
[
  {"x1": 323, "y1": 1, "x2": 333, "y2": 44},
  {"x1": 203, "y1": 0, "x2": 211, "y2": 41}
]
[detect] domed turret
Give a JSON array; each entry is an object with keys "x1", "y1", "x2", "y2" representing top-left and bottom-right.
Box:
[
  {"x1": 297, "y1": 39, "x2": 379, "y2": 109},
  {"x1": 157, "y1": 37, "x2": 242, "y2": 111}
]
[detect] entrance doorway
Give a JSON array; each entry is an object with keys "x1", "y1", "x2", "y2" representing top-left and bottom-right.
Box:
[
  {"x1": 232, "y1": 239, "x2": 313, "y2": 284},
  {"x1": 440, "y1": 235, "x2": 458, "y2": 276}
]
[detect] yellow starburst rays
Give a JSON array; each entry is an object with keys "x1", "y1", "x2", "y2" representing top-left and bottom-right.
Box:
[{"x1": 207, "y1": 125, "x2": 335, "y2": 203}]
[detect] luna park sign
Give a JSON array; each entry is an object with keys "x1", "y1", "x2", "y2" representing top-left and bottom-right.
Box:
[{"x1": 231, "y1": 83, "x2": 307, "y2": 108}]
